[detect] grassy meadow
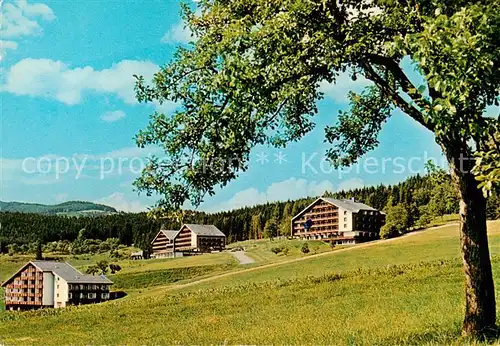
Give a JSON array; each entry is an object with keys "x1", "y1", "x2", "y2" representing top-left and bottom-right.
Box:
[{"x1": 1, "y1": 220, "x2": 500, "y2": 345}]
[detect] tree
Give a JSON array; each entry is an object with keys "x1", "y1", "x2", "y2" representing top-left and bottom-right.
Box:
[
  {"x1": 380, "y1": 200, "x2": 411, "y2": 239},
  {"x1": 263, "y1": 218, "x2": 278, "y2": 239},
  {"x1": 415, "y1": 205, "x2": 434, "y2": 229},
  {"x1": 35, "y1": 241, "x2": 43, "y2": 260},
  {"x1": 279, "y1": 216, "x2": 292, "y2": 237},
  {"x1": 425, "y1": 161, "x2": 459, "y2": 218},
  {"x1": 250, "y1": 214, "x2": 263, "y2": 240},
  {"x1": 135, "y1": 1, "x2": 499, "y2": 335},
  {"x1": 96, "y1": 260, "x2": 109, "y2": 275},
  {"x1": 86, "y1": 265, "x2": 99, "y2": 276},
  {"x1": 486, "y1": 192, "x2": 500, "y2": 220}
]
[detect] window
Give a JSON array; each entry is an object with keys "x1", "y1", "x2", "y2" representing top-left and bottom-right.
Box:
[
  {"x1": 344, "y1": 217, "x2": 347, "y2": 221},
  {"x1": 88, "y1": 293, "x2": 97, "y2": 299},
  {"x1": 57, "y1": 284, "x2": 59, "y2": 289},
  {"x1": 101, "y1": 293, "x2": 109, "y2": 299},
  {"x1": 68, "y1": 293, "x2": 72, "y2": 299},
  {"x1": 344, "y1": 211, "x2": 347, "y2": 215},
  {"x1": 57, "y1": 293, "x2": 59, "y2": 298},
  {"x1": 344, "y1": 224, "x2": 347, "y2": 228}
]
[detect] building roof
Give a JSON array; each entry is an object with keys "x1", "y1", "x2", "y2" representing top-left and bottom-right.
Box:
[
  {"x1": 1, "y1": 261, "x2": 113, "y2": 287},
  {"x1": 321, "y1": 198, "x2": 377, "y2": 212},
  {"x1": 291, "y1": 197, "x2": 378, "y2": 221},
  {"x1": 160, "y1": 230, "x2": 179, "y2": 240},
  {"x1": 183, "y1": 224, "x2": 225, "y2": 237},
  {"x1": 151, "y1": 229, "x2": 179, "y2": 245}
]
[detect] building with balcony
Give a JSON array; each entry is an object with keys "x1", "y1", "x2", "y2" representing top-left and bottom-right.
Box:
[
  {"x1": 291, "y1": 197, "x2": 385, "y2": 244},
  {"x1": 1, "y1": 261, "x2": 113, "y2": 311},
  {"x1": 151, "y1": 224, "x2": 226, "y2": 258}
]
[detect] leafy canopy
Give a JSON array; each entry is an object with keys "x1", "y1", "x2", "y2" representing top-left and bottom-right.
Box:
[{"x1": 135, "y1": 0, "x2": 500, "y2": 211}]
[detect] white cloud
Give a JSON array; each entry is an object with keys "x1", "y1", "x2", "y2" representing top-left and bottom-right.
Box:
[
  {"x1": 0, "y1": 40, "x2": 18, "y2": 61},
  {"x1": 98, "y1": 146, "x2": 163, "y2": 160},
  {"x1": 0, "y1": 157, "x2": 23, "y2": 182},
  {"x1": 154, "y1": 99, "x2": 180, "y2": 114},
  {"x1": 0, "y1": 0, "x2": 55, "y2": 39},
  {"x1": 54, "y1": 193, "x2": 68, "y2": 202},
  {"x1": 0, "y1": 40, "x2": 18, "y2": 49},
  {"x1": 319, "y1": 71, "x2": 372, "y2": 103},
  {"x1": 94, "y1": 192, "x2": 148, "y2": 212},
  {"x1": 2, "y1": 58, "x2": 178, "y2": 112},
  {"x1": 161, "y1": 21, "x2": 193, "y2": 44},
  {"x1": 0, "y1": 0, "x2": 55, "y2": 59},
  {"x1": 337, "y1": 178, "x2": 364, "y2": 191},
  {"x1": 204, "y1": 177, "x2": 368, "y2": 212},
  {"x1": 101, "y1": 110, "x2": 126, "y2": 122},
  {"x1": 16, "y1": 0, "x2": 55, "y2": 19},
  {"x1": 0, "y1": 145, "x2": 163, "y2": 187},
  {"x1": 205, "y1": 178, "x2": 336, "y2": 212},
  {"x1": 1, "y1": 58, "x2": 159, "y2": 105}
]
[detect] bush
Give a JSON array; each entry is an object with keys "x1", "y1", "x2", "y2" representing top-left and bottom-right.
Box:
[
  {"x1": 380, "y1": 224, "x2": 400, "y2": 239},
  {"x1": 301, "y1": 243, "x2": 310, "y2": 254},
  {"x1": 109, "y1": 263, "x2": 122, "y2": 274},
  {"x1": 270, "y1": 247, "x2": 283, "y2": 254}
]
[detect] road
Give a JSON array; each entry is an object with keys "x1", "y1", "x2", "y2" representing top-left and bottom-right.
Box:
[{"x1": 230, "y1": 251, "x2": 256, "y2": 265}]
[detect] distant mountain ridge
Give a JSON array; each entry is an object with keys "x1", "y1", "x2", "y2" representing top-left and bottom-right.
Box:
[{"x1": 0, "y1": 201, "x2": 117, "y2": 214}]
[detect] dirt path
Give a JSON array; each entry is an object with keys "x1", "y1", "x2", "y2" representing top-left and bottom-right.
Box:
[
  {"x1": 230, "y1": 251, "x2": 255, "y2": 265},
  {"x1": 165, "y1": 222, "x2": 459, "y2": 291}
]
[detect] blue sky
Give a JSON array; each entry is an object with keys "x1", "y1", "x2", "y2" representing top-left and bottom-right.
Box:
[{"x1": 0, "y1": 0, "x2": 452, "y2": 212}]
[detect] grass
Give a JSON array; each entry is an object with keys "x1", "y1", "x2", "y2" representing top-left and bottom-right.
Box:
[
  {"x1": 1, "y1": 220, "x2": 499, "y2": 345},
  {"x1": 228, "y1": 237, "x2": 338, "y2": 263},
  {"x1": 111, "y1": 263, "x2": 237, "y2": 290}
]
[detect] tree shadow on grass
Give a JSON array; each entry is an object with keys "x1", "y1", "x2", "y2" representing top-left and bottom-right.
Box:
[{"x1": 378, "y1": 324, "x2": 500, "y2": 345}]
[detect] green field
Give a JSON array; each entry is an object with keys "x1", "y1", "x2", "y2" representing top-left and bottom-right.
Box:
[{"x1": 1, "y1": 220, "x2": 500, "y2": 345}]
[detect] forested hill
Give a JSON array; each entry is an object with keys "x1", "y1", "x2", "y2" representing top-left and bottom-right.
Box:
[
  {"x1": 0, "y1": 172, "x2": 498, "y2": 252},
  {"x1": 0, "y1": 201, "x2": 117, "y2": 214}
]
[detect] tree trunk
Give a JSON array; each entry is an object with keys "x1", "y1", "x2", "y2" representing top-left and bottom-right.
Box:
[{"x1": 449, "y1": 158, "x2": 496, "y2": 337}]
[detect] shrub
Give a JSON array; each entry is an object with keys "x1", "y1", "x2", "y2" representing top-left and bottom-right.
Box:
[
  {"x1": 270, "y1": 247, "x2": 283, "y2": 254},
  {"x1": 109, "y1": 263, "x2": 122, "y2": 274},
  {"x1": 380, "y1": 224, "x2": 400, "y2": 239},
  {"x1": 301, "y1": 243, "x2": 310, "y2": 254}
]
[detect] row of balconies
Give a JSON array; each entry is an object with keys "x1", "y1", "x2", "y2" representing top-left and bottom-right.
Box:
[
  {"x1": 5, "y1": 292, "x2": 43, "y2": 297},
  {"x1": 297, "y1": 230, "x2": 345, "y2": 236},
  {"x1": 5, "y1": 298, "x2": 42, "y2": 304},
  {"x1": 152, "y1": 244, "x2": 173, "y2": 249},
  {"x1": 294, "y1": 215, "x2": 339, "y2": 223},
  {"x1": 68, "y1": 284, "x2": 110, "y2": 291},
  {"x1": 293, "y1": 222, "x2": 340, "y2": 230},
  {"x1": 8, "y1": 284, "x2": 43, "y2": 289}
]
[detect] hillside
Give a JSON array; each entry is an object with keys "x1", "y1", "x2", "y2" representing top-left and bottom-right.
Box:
[
  {"x1": 0, "y1": 201, "x2": 117, "y2": 215},
  {"x1": 1, "y1": 220, "x2": 499, "y2": 345}
]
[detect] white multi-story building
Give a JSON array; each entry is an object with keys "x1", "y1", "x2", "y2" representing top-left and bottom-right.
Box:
[
  {"x1": 2, "y1": 261, "x2": 113, "y2": 310},
  {"x1": 291, "y1": 197, "x2": 385, "y2": 245}
]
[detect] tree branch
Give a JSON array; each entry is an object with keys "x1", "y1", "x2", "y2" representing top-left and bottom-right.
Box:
[{"x1": 361, "y1": 61, "x2": 435, "y2": 132}]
